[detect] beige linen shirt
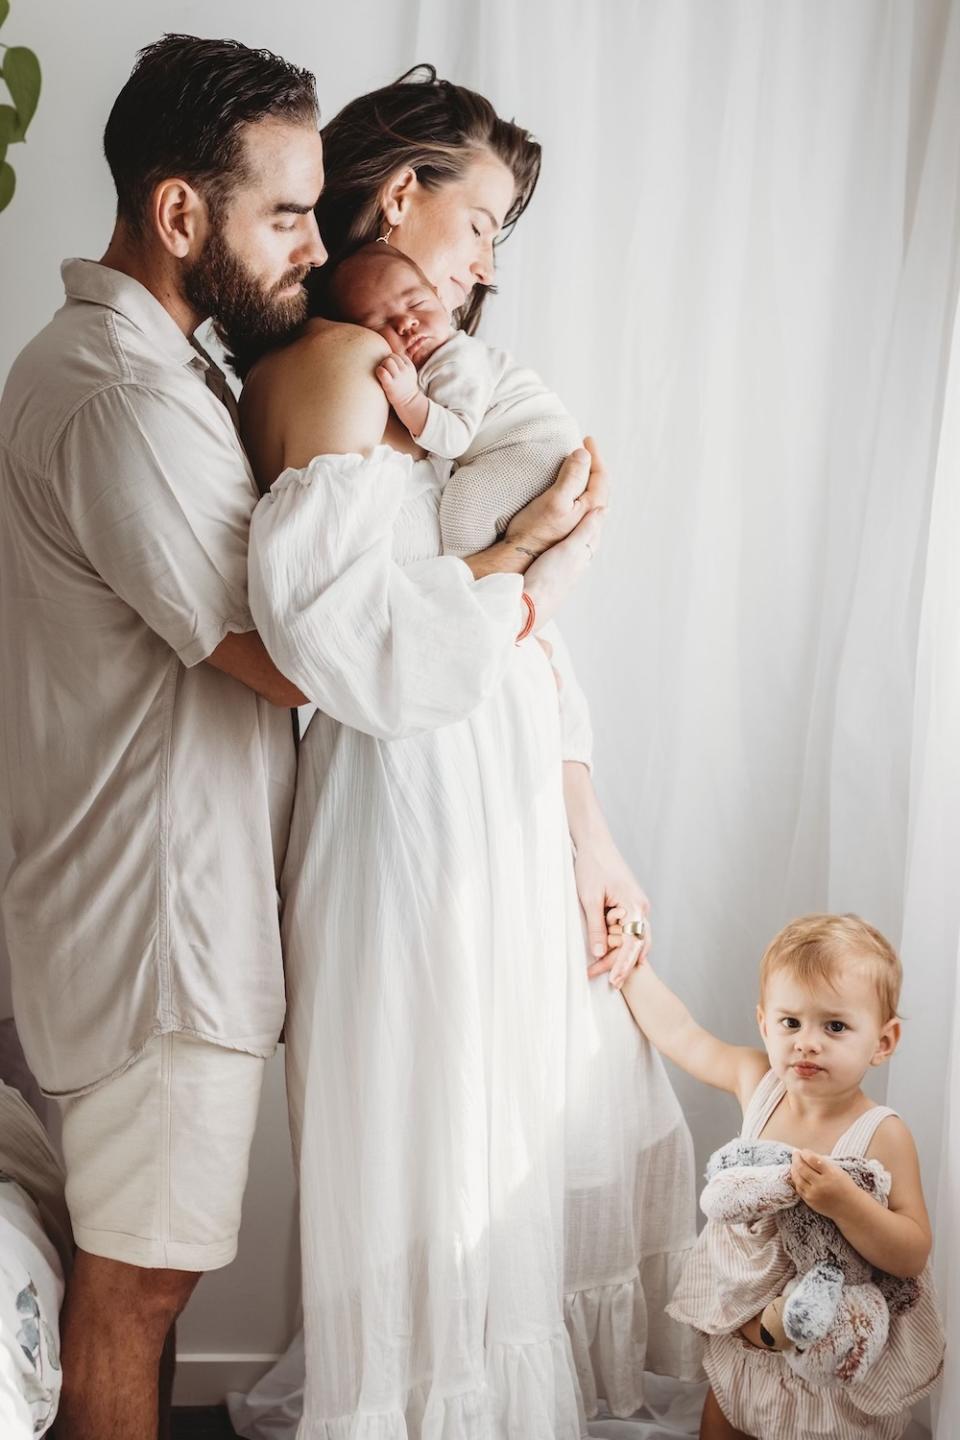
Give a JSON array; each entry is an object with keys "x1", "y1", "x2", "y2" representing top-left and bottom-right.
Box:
[{"x1": 0, "y1": 259, "x2": 295, "y2": 1096}]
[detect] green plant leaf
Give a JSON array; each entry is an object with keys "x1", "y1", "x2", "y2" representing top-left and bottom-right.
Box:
[
  {"x1": 0, "y1": 160, "x2": 15, "y2": 212},
  {"x1": 0, "y1": 103, "x2": 21, "y2": 144},
  {"x1": 0, "y1": 1, "x2": 9, "y2": 32},
  {"x1": 4, "y1": 47, "x2": 40, "y2": 134}
]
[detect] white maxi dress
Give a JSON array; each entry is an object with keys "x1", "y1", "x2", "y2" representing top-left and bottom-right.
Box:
[{"x1": 241, "y1": 447, "x2": 701, "y2": 1440}]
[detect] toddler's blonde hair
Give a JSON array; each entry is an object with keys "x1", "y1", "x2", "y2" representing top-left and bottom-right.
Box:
[{"x1": 759, "y1": 914, "x2": 902, "y2": 1023}]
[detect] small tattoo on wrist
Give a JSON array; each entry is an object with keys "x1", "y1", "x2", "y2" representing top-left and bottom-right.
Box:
[{"x1": 514, "y1": 545, "x2": 538, "y2": 559}]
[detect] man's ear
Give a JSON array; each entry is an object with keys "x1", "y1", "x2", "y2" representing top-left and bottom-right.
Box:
[
  {"x1": 379, "y1": 166, "x2": 419, "y2": 229},
  {"x1": 871, "y1": 1016, "x2": 901, "y2": 1067},
  {"x1": 151, "y1": 178, "x2": 207, "y2": 259}
]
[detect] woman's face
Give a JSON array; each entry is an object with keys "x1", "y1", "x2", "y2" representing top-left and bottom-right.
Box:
[{"x1": 384, "y1": 151, "x2": 516, "y2": 312}]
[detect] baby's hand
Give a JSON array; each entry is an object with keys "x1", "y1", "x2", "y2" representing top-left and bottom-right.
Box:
[
  {"x1": 376, "y1": 353, "x2": 421, "y2": 411},
  {"x1": 790, "y1": 1150, "x2": 858, "y2": 1221}
]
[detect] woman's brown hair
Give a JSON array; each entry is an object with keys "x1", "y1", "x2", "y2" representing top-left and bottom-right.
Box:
[{"x1": 310, "y1": 64, "x2": 541, "y2": 334}]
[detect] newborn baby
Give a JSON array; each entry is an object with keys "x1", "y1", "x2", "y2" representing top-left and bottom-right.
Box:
[{"x1": 327, "y1": 242, "x2": 583, "y2": 556}]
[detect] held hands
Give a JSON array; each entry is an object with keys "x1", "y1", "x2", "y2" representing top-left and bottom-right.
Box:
[
  {"x1": 790, "y1": 1151, "x2": 860, "y2": 1220},
  {"x1": 570, "y1": 843, "x2": 652, "y2": 987}
]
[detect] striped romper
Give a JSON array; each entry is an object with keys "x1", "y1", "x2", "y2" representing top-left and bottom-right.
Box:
[{"x1": 667, "y1": 1070, "x2": 945, "y2": 1438}]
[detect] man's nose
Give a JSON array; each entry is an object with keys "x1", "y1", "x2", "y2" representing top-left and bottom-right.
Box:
[{"x1": 296, "y1": 213, "x2": 327, "y2": 268}]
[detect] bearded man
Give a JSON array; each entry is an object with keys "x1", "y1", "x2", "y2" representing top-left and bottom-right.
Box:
[{"x1": 0, "y1": 34, "x2": 324, "y2": 1438}]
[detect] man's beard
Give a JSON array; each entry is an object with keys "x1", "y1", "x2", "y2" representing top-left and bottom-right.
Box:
[{"x1": 184, "y1": 226, "x2": 310, "y2": 376}]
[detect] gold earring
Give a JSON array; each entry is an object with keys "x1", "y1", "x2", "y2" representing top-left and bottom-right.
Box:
[{"x1": 377, "y1": 224, "x2": 395, "y2": 244}]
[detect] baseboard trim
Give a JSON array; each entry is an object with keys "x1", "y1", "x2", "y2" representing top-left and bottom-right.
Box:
[{"x1": 172, "y1": 1353, "x2": 282, "y2": 1406}]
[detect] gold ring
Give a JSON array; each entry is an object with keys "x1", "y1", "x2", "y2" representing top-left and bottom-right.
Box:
[{"x1": 622, "y1": 917, "x2": 647, "y2": 939}]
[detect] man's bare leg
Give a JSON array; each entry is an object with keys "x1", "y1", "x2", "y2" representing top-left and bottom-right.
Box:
[
  {"x1": 700, "y1": 1386, "x2": 754, "y2": 1440},
  {"x1": 158, "y1": 1325, "x2": 177, "y2": 1440},
  {"x1": 57, "y1": 1250, "x2": 200, "y2": 1440}
]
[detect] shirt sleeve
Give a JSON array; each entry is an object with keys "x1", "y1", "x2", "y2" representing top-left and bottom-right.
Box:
[
  {"x1": 48, "y1": 382, "x2": 257, "y2": 666},
  {"x1": 416, "y1": 338, "x2": 500, "y2": 459},
  {"x1": 248, "y1": 447, "x2": 523, "y2": 740},
  {"x1": 537, "y1": 620, "x2": 594, "y2": 768}
]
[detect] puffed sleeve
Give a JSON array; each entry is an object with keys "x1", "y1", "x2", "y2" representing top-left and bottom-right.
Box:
[
  {"x1": 248, "y1": 446, "x2": 523, "y2": 739},
  {"x1": 537, "y1": 621, "x2": 594, "y2": 769}
]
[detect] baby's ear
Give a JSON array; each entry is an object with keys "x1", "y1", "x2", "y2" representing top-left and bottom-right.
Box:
[
  {"x1": 872, "y1": 1016, "x2": 902, "y2": 1066},
  {"x1": 756, "y1": 1003, "x2": 766, "y2": 1040}
]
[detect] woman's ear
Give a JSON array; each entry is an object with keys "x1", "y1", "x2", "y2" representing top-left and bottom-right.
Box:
[
  {"x1": 152, "y1": 178, "x2": 206, "y2": 259},
  {"x1": 379, "y1": 166, "x2": 419, "y2": 229}
]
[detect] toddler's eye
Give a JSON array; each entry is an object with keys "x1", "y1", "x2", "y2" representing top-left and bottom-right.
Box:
[
  {"x1": 826, "y1": 1021, "x2": 848, "y2": 1034},
  {"x1": 780, "y1": 1017, "x2": 800, "y2": 1030},
  {"x1": 471, "y1": 223, "x2": 481, "y2": 238}
]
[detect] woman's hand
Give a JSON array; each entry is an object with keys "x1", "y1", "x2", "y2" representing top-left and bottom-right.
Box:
[
  {"x1": 506, "y1": 438, "x2": 608, "y2": 557},
  {"x1": 462, "y1": 438, "x2": 608, "y2": 580},
  {"x1": 522, "y1": 509, "x2": 604, "y2": 629},
  {"x1": 576, "y1": 848, "x2": 652, "y2": 988}
]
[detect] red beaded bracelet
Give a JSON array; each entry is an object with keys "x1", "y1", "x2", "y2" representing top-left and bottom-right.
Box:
[{"x1": 516, "y1": 591, "x2": 536, "y2": 644}]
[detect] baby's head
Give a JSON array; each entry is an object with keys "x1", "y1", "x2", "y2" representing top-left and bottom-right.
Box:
[
  {"x1": 757, "y1": 914, "x2": 902, "y2": 1096},
  {"x1": 327, "y1": 242, "x2": 453, "y2": 366}
]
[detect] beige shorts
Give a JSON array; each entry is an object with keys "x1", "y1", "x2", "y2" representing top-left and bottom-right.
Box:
[{"x1": 58, "y1": 1032, "x2": 265, "y2": 1270}]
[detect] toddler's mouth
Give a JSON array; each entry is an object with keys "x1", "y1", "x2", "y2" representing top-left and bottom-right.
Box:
[{"x1": 792, "y1": 1062, "x2": 824, "y2": 1078}]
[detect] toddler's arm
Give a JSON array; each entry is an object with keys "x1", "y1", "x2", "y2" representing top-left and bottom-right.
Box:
[
  {"x1": 791, "y1": 1119, "x2": 932, "y2": 1278},
  {"x1": 622, "y1": 961, "x2": 767, "y2": 1108}
]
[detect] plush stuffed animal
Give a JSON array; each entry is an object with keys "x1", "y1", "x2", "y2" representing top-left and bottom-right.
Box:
[{"x1": 701, "y1": 1138, "x2": 919, "y2": 1387}]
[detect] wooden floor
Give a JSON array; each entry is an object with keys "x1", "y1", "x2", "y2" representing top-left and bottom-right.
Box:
[{"x1": 171, "y1": 1408, "x2": 240, "y2": 1438}]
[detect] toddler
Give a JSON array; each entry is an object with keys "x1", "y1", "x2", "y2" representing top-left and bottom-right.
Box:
[
  {"x1": 326, "y1": 241, "x2": 583, "y2": 556},
  {"x1": 616, "y1": 911, "x2": 944, "y2": 1440}
]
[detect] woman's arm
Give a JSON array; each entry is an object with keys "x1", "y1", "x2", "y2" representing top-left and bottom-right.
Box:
[{"x1": 622, "y1": 961, "x2": 768, "y2": 1105}]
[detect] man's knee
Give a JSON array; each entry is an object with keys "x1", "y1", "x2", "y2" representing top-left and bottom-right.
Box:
[{"x1": 65, "y1": 1250, "x2": 201, "y2": 1339}]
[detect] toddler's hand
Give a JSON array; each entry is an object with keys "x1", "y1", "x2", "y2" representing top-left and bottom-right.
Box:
[
  {"x1": 790, "y1": 1150, "x2": 857, "y2": 1220},
  {"x1": 376, "y1": 353, "x2": 421, "y2": 411}
]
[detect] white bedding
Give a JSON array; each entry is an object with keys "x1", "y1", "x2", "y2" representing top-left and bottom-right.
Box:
[{"x1": 0, "y1": 1077, "x2": 69, "y2": 1438}]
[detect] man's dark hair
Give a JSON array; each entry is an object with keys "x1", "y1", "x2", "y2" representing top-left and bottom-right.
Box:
[{"x1": 104, "y1": 34, "x2": 318, "y2": 231}]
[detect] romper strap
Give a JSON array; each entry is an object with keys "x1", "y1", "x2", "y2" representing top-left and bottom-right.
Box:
[
  {"x1": 832, "y1": 1104, "x2": 899, "y2": 1158},
  {"x1": 741, "y1": 1069, "x2": 785, "y2": 1140}
]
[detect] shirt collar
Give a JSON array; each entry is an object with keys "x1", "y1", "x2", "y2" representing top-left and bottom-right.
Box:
[{"x1": 61, "y1": 258, "x2": 202, "y2": 370}]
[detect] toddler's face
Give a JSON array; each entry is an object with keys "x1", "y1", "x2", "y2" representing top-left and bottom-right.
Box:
[
  {"x1": 338, "y1": 255, "x2": 453, "y2": 367},
  {"x1": 757, "y1": 962, "x2": 899, "y2": 1098}
]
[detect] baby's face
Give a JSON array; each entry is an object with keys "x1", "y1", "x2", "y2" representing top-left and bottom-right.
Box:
[
  {"x1": 338, "y1": 255, "x2": 453, "y2": 367},
  {"x1": 757, "y1": 963, "x2": 899, "y2": 1099}
]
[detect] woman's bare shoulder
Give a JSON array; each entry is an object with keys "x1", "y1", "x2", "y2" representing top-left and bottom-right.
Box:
[
  {"x1": 253, "y1": 319, "x2": 390, "y2": 391},
  {"x1": 242, "y1": 320, "x2": 392, "y2": 469}
]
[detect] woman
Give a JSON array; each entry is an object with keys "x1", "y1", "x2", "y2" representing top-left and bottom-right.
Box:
[{"x1": 236, "y1": 66, "x2": 701, "y2": 1439}]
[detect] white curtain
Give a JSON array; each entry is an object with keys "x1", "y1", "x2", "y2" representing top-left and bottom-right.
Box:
[
  {"x1": 1, "y1": 1, "x2": 958, "y2": 1434},
  {"x1": 224, "y1": 2, "x2": 960, "y2": 1435}
]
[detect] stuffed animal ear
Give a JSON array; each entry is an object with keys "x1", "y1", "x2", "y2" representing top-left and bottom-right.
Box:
[
  {"x1": 705, "y1": 1138, "x2": 793, "y2": 1179},
  {"x1": 701, "y1": 1162, "x2": 797, "y2": 1223}
]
